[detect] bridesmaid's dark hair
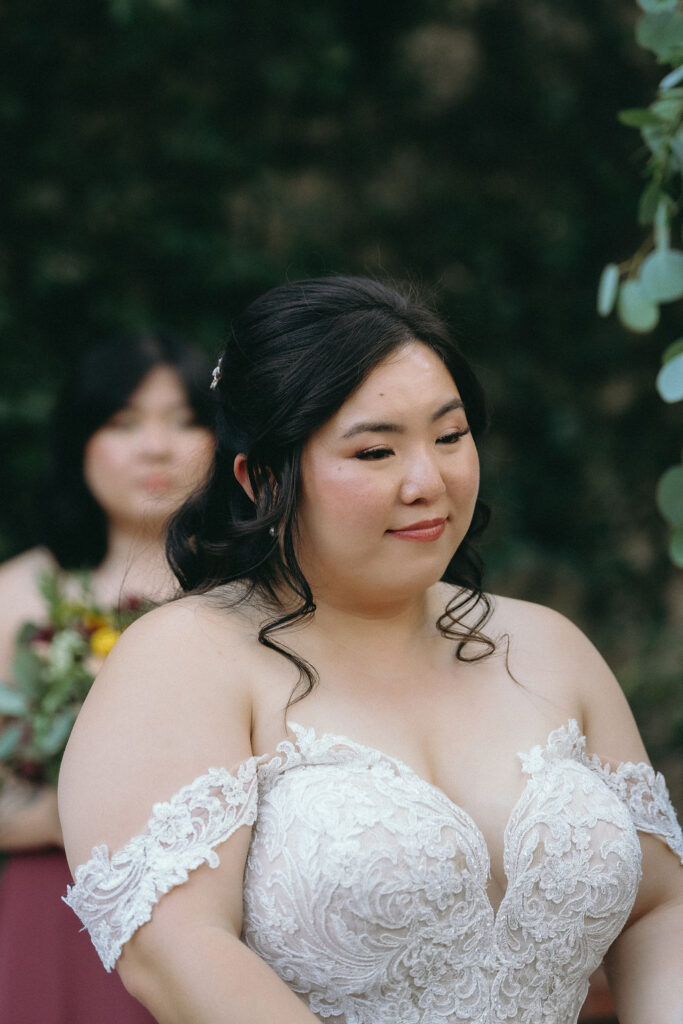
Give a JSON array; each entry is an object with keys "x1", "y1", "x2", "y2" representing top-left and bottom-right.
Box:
[
  {"x1": 41, "y1": 333, "x2": 214, "y2": 570},
  {"x1": 167, "y1": 277, "x2": 492, "y2": 700}
]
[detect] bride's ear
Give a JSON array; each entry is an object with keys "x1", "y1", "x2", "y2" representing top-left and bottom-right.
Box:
[{"x1": 233, "y1": 454, "x2": 255, "y2": 503}]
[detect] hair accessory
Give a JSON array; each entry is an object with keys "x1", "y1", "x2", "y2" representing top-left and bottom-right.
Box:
[
  {"x1": 268, "y1": 525, "x2": 276, "y2": 537},
  {"x1": 210, "y1": 356, "x2": 223, "y2": 390}
]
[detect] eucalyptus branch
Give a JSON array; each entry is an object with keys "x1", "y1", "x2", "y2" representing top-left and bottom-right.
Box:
[{"x1": 598, "y1": 0, "x2": 683, "y2": 566}]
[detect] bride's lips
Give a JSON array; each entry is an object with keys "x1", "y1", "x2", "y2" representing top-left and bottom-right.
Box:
[{"x1": 386, "y1": 518, "x2": 447, "y2": 541}]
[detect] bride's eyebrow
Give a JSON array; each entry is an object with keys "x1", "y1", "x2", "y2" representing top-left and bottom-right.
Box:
[{"x1": 341, "y1": 398, "x2": 465, "y2": 440}]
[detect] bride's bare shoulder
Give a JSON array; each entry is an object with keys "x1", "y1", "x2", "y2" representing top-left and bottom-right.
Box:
[
  {"x1": 65, "y1": 590, "x2": 260, "y2": 779},
  {"x1": 106, "y1": 586, "x2": 261, "y2": 668},
  {"x1": 486, "y1": 592, "x2": 585, "y2": 639},
  {"x1": 437, "y1": 584, "x2": 590, "y2": 646},
  {"x1": 437, "y1": 583, "x2": 616, "y2": 707},
  {"x1": 61, "y1": 588, "x2": 264, "y2": 866}
]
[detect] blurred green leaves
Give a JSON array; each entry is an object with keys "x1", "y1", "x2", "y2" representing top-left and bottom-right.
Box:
[
  {"x1": 657, "y1": 350, "x2": 683, "y2": 399},
  {"x1": 598, "y1": 4, "x2": 683, "y2": 569},
  {"x1": 656, "y1": 463, "x2": 683, "y2": 519},
  {"x1": 656, "y1": 462, "x2": 683, "y2": 564},
  {"x1": 617, "y1": 278, "x2": 661, "y2": 330},
  {"x1": 641, "y1": 249, "x2": 683, "y2": 302},
  {"x1": 637, "y1": 0, "x2": 679, "y2": 13},
  {"x1": 637, "y1": 9, "x2": 683, "y2": 61}
]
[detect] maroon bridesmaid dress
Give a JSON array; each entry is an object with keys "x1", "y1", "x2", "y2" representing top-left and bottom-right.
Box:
[{"x1": 0, "y1": 848, "x2": 155, "y2": 1023}]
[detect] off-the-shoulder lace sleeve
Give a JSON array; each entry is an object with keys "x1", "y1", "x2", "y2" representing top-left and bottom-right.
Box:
[
  {"x1": 527, "y1": 720, "x2": 683, "y2": 864},
  {"x1": 583, "y1": 749, "x2": 683, "y2": 863},
  {"x1": 63, "y1": 759, "x2": 260, "y2": 971}
]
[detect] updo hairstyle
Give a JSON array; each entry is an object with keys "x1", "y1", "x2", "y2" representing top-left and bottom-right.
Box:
[{"x1": 167, "y1": 277, "x2": 493, "y2": 697}]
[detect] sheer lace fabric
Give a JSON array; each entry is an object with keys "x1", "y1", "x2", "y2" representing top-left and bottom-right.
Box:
[{"x1": 65, "y1": 720, "x2": 683, "y2": 1023}]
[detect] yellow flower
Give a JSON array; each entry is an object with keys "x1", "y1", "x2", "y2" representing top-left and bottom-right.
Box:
[
  {"x1": 89, "y1": 626, "x2": 121, "y2": 658},
  {"x1": 81, "y1": 611, "x2": 108, "y2": 630}
]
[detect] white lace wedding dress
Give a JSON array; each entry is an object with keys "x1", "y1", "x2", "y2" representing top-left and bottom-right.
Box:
[{"x1": 65, "y1": 720, "x2": 683, "y2": 1024}]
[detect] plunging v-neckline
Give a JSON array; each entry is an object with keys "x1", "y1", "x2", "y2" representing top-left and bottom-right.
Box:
[{"x1": 283, "y1": 718, "x2": 583, "y2": 919}]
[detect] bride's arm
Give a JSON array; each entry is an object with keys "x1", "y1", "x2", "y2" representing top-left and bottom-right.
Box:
[
  {"x1": 604, "y1": 838, "x2": 683, "y2": 1024},
  {"x1": 116, "y1": 834, "x2": 321, "y2": 1024},
  {"x1": 504, "y1": 598, "x2": 683, "y2": 1023},
  {"x1": 59, "y1": 599, "x2": 319, "y2": 1024},
  {"x1": 575, "y1": 625, "x2": 683, "y2": 1024}
]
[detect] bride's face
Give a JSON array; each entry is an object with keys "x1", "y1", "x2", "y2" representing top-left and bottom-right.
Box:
[
  {"x1": 295, "y1": 342, "x2": 480, "y2": 608},
  {"x1": 83, "y1": 365, "x2": 215, "y2": 534}
]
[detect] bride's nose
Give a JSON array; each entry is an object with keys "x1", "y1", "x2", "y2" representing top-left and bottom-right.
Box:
[{"x1": 398, "y1": 449, "x2": 447, "y2": 504}]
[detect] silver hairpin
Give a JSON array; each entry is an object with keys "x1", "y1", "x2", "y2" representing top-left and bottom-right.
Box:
[
  {"x1": 210, "y1": 356, "x2": 223, "y2": 390},
  {"x1": 268, "y1": 525, "x2": 276, "y2": 537}
]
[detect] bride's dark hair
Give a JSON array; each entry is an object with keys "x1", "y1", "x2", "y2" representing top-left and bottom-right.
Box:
[{"x1": 167, "y1": 276, "x2": 492, "y2": 700}]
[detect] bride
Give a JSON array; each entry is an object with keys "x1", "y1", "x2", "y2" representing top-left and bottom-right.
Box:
[{"x1": 59, "y1": 277, "x2": 683, "y2": 1024}]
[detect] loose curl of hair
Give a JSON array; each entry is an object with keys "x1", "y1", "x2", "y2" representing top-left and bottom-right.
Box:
[{"x1": 167, "y1": 277, "x2": 493, "y2": 703}]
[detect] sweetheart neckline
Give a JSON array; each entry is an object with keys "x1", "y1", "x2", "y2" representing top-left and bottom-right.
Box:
[{"x1": 280, "y1": 717, "x2": 591, "y2": 920}]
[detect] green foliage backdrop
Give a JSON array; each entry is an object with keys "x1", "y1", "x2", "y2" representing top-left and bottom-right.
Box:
[{"x1": 0, "y1": 0, "x2": 681, "y2": 788}]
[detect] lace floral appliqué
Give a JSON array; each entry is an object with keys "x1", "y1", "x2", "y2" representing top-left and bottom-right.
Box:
[
  {"x1": 64, "y1": 762, "x2": 261, "y2": 970},
  {"x1": 65, "y1": 720, "x2": 683, "y2": 1024}
]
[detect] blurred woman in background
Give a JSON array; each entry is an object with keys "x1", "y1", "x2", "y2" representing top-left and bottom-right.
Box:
[{"x1": 0, "y1": 333, "x2": 215, "y2": 1023}]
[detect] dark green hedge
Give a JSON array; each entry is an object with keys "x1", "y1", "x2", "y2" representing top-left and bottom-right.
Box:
[{"x1": 0, "y1": 0, "x2": 680, "y2": 780}]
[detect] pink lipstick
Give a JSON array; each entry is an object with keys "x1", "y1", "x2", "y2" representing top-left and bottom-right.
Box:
[{"x1": 386, "y1": 518, "x2": 447, "y2": 542}]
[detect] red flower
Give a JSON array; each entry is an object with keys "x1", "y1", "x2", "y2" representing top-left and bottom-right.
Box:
[{"x1": 31, "y1": 626, "x2": 56, "y2": 643}]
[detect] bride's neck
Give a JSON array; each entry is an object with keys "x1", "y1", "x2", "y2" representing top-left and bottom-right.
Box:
[{"x1": 290, "y1": 586, "x2": 441, "y2": 658}]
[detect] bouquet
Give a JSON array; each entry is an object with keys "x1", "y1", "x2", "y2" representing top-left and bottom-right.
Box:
[{"x1": 0, "y1": 570, "x2": 152, "y2": 785}]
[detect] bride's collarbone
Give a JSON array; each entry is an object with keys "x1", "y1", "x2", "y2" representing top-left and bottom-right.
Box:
[{"x1": 243, "y1": 611, "x2": 578, "y2": 801}]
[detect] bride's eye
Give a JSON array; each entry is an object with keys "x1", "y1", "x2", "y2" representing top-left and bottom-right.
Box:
[
  {"x1": 437, "y1": 428, "x2": 470, "y2": 445},
  {"x1": 355, "y1": 446, "x2": 394, "y2": 461}
]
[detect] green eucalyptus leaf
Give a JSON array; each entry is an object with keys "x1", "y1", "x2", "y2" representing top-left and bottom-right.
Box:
[
  {"x1": 656, "y1": 464, "x2": 683, "y2": 524},
  {"x1": 11, "y1": 648, "x2": 44, "y2": 697},
  {"x1": 654, "y1": 200, "x2": 671, "y2": 249},
  {"x1": 37, "y1": 570, "x2": 63, "y2": 624},
  {"x1": 669, "y1": 523, "x2": 683, "y2": 566},
  {"x1": 640, "y1": 249, "x2": 683, "y2": 302},
  {"x1": 637, "y1": 11, "x2": 683, "y2": 61},
  {"x1": 650, "y1": 100, "x2": 682, "y2": 125},
  {"x1": 670, "y1": 128, "x2": 683, "y2": 172},
  {"x1": 637, "y1": 0, "x2": 679, "y2": 12},
  {"x1": 0, "y1": 685, "x2": 28, "y2": 716},
  {"x1": 651, "y1": 89, "x2": 683, "y2": 121},
  {"x1": 618, "y1": 108, "x2": 663, "y2": 128},
  {"x1": 42, "y1": 679, "x2": 79, "y2": 716},
  {"x1": 617, "y1": 280, "x2": 660, "y2": 332},
  {"x1": 660, "y1": 64, "x2": 683, "y2": 88},
  {"x1": 642, "y1": 122, "x2": 669, "y2": 158},
  {"x1": 0, "y1": 723, "x2": 23, "y2": 761},
  {"x1": 656, "y1": 351, "x2": 683, "y2": 401},
  {"x1": 638, "y1": 180, "x2": 663, "y2": 224},
  {"x1": 14, "y1": 622, "x2": 38, "y2": 645},
  {"x1": 43, "y1": 758, "x2": 62, "y2": 788},
  {"x1": 38, "y1": 710, "x2": 76, "y2": 756},
  {"x1": 662, "y1": 338, "x2": 683, "y2": 363},
  {"x1": 597, "y1": 263, "x2": 620, "y2": 316}
]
